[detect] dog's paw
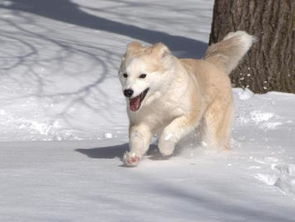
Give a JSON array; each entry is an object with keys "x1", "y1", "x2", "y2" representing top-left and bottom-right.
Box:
[
  {"x1": 122, "y1": 152, "x2": 141, "y2": 167},
  {"x1": 158, "y1": 140, "x2": 175, "y2": 157},
  {"x1": 160, "y1": 150, "x2": 174, "y2": 158}
]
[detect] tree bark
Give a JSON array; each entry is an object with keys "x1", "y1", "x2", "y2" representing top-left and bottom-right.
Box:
[{"x1": 209, "y1": 0, "x2": 295, "y2": 93}]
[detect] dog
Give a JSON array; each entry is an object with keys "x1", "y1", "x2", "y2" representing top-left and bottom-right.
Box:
[{"x1": 118, "y1": 31, "x2": 254, "y2": 167}]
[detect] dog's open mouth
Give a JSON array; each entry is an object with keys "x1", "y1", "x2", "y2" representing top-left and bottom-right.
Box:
[{"x1": 129, "y1": 88, "x2": 149, "y2": 112}]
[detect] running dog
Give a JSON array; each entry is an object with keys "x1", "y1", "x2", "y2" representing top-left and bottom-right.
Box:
[{"x1": 118, "y1": 31, "x2": 254, "y2": 166}]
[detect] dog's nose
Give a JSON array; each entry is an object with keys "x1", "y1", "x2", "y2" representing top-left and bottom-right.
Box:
[{"x1": 123, "y1": 89, "x2": 134, "y2": 97}]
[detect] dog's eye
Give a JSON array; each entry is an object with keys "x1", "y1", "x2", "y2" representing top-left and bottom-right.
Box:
[
  {"x1": 123, "y1": 73, "x2": 128, "y2": 78},
  {"x1": 139, "y1": 74, "x2": 147, "y2": 79}
]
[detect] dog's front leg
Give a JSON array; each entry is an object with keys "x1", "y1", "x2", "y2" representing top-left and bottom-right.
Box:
[
  {"x1": 123, "y1": 124, "x2": 152, "y2": 167},
  {"x1": 158, "y1": 115, "x2": 195, "y2": 157}
]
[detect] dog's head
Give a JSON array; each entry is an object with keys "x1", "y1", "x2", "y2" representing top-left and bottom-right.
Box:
[{"x1": 119, "y1": 41, "x2": 175, "y2": 112}]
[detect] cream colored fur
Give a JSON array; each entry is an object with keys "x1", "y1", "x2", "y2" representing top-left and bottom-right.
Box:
[{"x1": 118, "y1": 31, "x2": 254, "y2": 166}]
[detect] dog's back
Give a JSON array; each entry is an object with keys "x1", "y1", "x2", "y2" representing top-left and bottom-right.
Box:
[
  {"x1": 181, "y1": 31, "x2": 255, "y2": 105},
  {"x1": 180, "y1": 58, "x2": 231, "y2": 100}
]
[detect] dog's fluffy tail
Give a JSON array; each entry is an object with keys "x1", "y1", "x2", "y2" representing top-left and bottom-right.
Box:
[{"x1": 204, "y1": 31, "x2": 255, "y2": 75}]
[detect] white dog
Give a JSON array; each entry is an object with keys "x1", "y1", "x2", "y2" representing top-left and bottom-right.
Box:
[{"x1": 118, "y1": 31, "x2": 254, "y2": 166}]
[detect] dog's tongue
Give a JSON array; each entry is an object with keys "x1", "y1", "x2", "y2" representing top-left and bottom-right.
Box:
[{"x1": 130, "y1": 96, "x2": 141, "y2": 112}]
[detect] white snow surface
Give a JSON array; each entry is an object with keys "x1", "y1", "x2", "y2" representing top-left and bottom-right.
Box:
[{"x1": 0, "y1": 0, "x2": 295, "y2": 221}]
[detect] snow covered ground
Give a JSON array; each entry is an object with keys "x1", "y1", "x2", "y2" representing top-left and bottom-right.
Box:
[
  {"x1": 0, "y1": 0, "x2": 211, "y2": 141},
  {"x1": 0, "y1": 0, "x2": 295, "y2": 221}
]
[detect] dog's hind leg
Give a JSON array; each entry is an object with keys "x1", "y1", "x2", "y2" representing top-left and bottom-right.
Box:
[
  {"x1": 201, "y1": 100, "x2": 233, "y2": 150},
  {"x1": 123, "y1": 124, "x2": 152, "y2": 167},
  {"x1": 158, "y1": 114, "x2": 200, "y2": 157}
]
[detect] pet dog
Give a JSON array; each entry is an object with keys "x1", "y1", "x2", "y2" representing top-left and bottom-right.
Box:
[{"x1": 118, "y1": 31, "x2": 254, "y2": 166}]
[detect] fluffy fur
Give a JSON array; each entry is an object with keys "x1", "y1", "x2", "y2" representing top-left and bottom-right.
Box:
[{"x1": 118, "y1": 31, "x2": 255, "y2": 166}]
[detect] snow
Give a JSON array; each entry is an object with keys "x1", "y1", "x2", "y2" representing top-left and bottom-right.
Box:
[{"x1": 0, "y1": 0, "x2": 295, "y2": 221}]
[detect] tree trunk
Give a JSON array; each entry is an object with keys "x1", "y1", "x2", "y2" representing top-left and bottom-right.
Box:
[{"x1": 209, "y1": 0, "x2": 295, "y2": 93}]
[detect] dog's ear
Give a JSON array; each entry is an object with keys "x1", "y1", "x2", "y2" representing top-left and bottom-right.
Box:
[
  {"x1": 152, "y1": 43, "x2": 171, "y2": 58},
  {"x1": 126, "y1": 41, "x2": 143, "y2": 54}
]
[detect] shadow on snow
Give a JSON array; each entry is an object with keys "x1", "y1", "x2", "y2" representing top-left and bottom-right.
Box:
[
  {"x1": 2, "y1": 0, "x2": 207, "y2": 58},
  {"x1": 75, "y1": 143, "x2": 160, "y2": 159}
]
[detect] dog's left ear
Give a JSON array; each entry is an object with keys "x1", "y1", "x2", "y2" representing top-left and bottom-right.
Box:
[
  {"x1": 127, "y1": 41, "x2": 143, "y2": 54},
  {"x1": 152, "y1": 43, "x2": 171, "y2": 58},
  {"x1": 122, "y1": 41, "x2": 143, "y2": 61}
]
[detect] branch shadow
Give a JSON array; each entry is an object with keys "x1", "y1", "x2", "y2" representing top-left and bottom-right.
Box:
[
  {"x1": 0, "y1": 14, "x2": 118, "y2": 129},
  {"x1": 2, "y1": 0, "x2": 207, "y2": 58}
]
